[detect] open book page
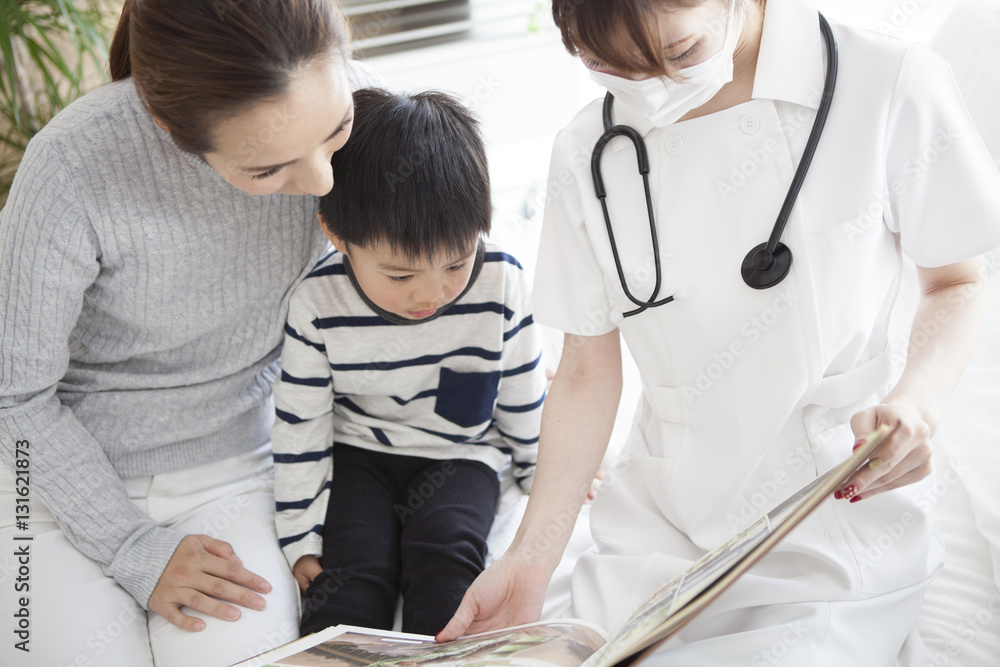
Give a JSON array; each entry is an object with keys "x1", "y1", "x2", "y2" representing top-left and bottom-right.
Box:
[
  {"x1": 233, "y1": 621, "x2": 609, "y2": 667},
  {"x1": 585, "y1": 424, "x2": 893, "y2": 667}
]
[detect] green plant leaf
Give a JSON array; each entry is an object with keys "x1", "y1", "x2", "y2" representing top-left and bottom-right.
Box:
[{"x1": 0, "y1": 0, "x2": 112, "y2": 198}]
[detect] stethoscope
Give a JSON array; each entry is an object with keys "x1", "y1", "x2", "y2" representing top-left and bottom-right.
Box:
[{"x1": 591, "y1": 13, "x2": 838, "y2": 318}]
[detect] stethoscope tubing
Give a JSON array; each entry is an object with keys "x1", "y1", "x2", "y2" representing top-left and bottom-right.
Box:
[
  {"x1": 592, "y1": 124, "x2": 672, "y2": 316},
  {"x1": 763, "y1": 13, "x2": 838, "y2": 256},
  {"x1": 591, "y1": 12, "x2": 837, "y2": 316}
]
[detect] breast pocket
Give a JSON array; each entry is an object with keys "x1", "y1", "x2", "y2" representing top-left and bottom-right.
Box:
[{"x1": 434, "y1": 368, "x2": 501, "y2": 428}]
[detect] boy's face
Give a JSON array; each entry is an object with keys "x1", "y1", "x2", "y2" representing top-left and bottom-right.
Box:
[{"x1": 329, "y1": 232, "x2": 478, "y2": 320}]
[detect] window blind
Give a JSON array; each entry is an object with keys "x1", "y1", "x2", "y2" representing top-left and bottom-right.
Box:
[{"x1": 342, "y1": 0, "x2": 542, "y2": 55}]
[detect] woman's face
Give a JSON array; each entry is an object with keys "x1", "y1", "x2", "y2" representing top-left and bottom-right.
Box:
[
  {"x1": 577, "y1": 0, "x2": 734, "y2": 80},
  {"x1": 202, "y1": 56, "x2": 354, "y2": 197}
]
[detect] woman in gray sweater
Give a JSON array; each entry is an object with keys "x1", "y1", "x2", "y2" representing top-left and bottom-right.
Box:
[{"x1": 0, "y1": 1, "x2": 375, "y2": 664}]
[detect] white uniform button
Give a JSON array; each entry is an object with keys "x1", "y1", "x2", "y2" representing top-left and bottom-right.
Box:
[
  {"x1": 740, "y1": 114, "x2": 760, "y2": 135},
  {"x1": 665, "y1": 135, "x2": 684, "y2": 155}
]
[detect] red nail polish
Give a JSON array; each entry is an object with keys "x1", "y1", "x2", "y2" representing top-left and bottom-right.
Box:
[
  {"x1": 842, "y1": 485, "x2": 857, "y2": 499},
  {"x1": 853, "y1": 438, "x2": 867, "y2": 451},
  {"x1": 834, "y1": 490, "x2": 843, "y2": 500},
  {"x1": 850, "y1": 495, "x2": 863, "y2": 503}
]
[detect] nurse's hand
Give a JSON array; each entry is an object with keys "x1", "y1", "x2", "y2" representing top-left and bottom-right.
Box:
[
  {"x1": 148, "y1": 534, "x2": 272, "y2": 632},
  {"x1": 838, "y1": 403, "x2": 933, "y2": 502},
  {"x1": 436, "y1": 548, "x2": 550, "y2": 641},
  {"x1": 839, "y1": 258, "x2": 988, "y2": 503}
]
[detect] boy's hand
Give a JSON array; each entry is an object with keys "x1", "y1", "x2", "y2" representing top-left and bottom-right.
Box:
[
  {"x1": 148, "y1": 534, "x2": 272, "y2": 632},
  {"x1": 293, "y1": 555, "x2": 323, "y2": 593}
]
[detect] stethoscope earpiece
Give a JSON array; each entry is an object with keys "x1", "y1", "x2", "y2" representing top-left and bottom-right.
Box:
[{"x1": 741, "y1": 242, "x2": 793, "y2": 289}]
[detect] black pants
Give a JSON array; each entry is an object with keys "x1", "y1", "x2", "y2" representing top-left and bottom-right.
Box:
[{"x1": 300, "y1": 444, "x2": 499, "y2": 636}]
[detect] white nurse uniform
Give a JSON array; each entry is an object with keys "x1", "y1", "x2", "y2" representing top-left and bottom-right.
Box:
[{"x1": 533, "y1": 0, "x2": 1000, "y2": 664}]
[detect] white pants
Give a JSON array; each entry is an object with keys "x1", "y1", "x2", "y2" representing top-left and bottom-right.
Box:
[{"x1": 0, "y1": 444, "x2": 299, "y2": 667}]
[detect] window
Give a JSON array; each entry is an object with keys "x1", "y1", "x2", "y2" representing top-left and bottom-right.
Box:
[{"x1": 344, "y1": 0, "x2": 540, "y2": 56}]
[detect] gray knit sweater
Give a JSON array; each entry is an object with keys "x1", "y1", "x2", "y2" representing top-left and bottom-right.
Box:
[{"x1": 0, "y1": 63, "x2": 379, "y2": 607}]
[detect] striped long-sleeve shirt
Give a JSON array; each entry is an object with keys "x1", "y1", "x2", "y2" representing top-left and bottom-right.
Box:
[{"x1": 273, "y1": 242, "x2": 545, "y2": 568}]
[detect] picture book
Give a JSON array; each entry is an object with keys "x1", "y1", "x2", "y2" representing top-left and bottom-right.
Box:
[{"x1": 234, "y1": 424, "x2": 894, "y2": 667}]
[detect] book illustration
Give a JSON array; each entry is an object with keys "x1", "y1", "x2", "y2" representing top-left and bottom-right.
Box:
[{"x1": 246, "y1": 622, "x2": 608, "y2": 667}]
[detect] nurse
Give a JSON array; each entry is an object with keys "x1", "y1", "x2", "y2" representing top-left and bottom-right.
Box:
[{"x1": 440, "y1": 0, "x2": 1000, "y2": 663}]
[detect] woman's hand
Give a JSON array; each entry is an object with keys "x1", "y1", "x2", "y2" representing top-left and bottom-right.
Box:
[
  {"x1": 837, "y1": 258, "x2": 988, "y2": 503},
  {"x1": 837, "y1": 403, "x2": 933, "y2": 502},
  {"x1": 436, "y1": 549, "x2": 550, "y2": 641},
  {"x1": 148, "y1": 534, "x2": 272, "y2": 632},
  {"x1": 293, "y1": 554, "x2": 323, "y2": 593},
  {"x1": 436, "y1": 331, "x2": 623, "y2": 642}
]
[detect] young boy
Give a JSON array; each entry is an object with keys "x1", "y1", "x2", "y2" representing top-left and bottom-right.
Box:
[{"x1": 272, "y1": 89, "x2": 545, "y2": 637}]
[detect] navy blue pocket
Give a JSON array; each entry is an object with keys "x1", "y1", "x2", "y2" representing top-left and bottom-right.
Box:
[{"x1": 434, "y1": 367, "x2": 501, "y2": 428}]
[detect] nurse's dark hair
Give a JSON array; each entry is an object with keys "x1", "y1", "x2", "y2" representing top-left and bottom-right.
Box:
[
  {"x1": 552, "y1": 0, "x2": 729, "y2": 78},
  {"x1": 318, "y1": 88, "x2": 491, "y2": 262},
  {"x1": 109, "y1": 0, "x2": 350, "y2": 155}
]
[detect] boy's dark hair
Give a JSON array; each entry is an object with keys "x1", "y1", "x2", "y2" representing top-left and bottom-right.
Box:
[{"x1": 320, "y1": 88, "x2": 491, "y2": 261}]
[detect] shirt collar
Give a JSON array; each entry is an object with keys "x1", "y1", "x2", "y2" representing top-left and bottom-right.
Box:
[
  {"x1": 752, "y1": 0, "x2": 826, "y2": 110},
  {"x1": 342, "y1": 239, "x2": 486, "y2": 326}
]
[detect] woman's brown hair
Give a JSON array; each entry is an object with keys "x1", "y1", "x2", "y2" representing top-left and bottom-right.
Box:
[
  {"x1": 551, "y1": 0, "x2": 715, "y2": 78},
  {"x1": 109, "y1": 0, "x2": 349, "y2": 154}
]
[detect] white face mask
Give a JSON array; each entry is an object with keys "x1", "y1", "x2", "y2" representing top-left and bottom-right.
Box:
[{"x1": 589, "y1": 1, "x2": 744, "y2": 127}]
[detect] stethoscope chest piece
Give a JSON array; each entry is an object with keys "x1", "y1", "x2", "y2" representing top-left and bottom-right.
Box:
[{"x1": 741, "y1": 241, "x2": 792, "y2": 289}]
